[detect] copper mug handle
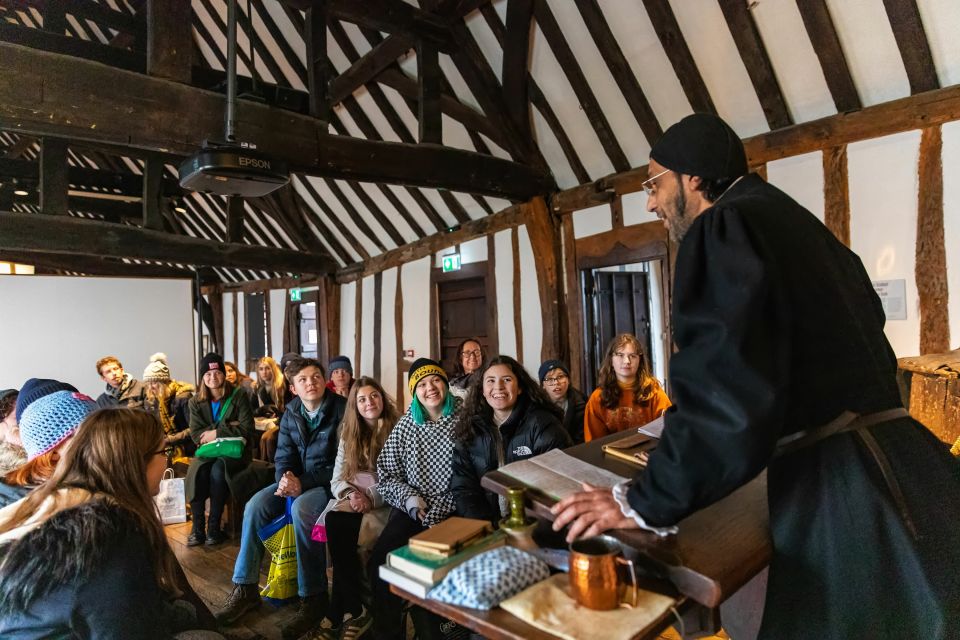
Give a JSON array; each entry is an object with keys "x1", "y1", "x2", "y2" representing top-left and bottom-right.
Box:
[{"x1": 569, "y1": 535, "x2": 640, "y2": 610}]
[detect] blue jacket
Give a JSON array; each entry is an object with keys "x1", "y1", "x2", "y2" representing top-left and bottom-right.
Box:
[{"x1": 274, "y1": 393, "x2": 346, "y2": 491}]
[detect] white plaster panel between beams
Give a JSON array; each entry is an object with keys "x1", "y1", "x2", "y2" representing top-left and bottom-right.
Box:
[
  {"x1": 401, "y1": 257, "x2": 433, "y2": 408},
  {"x1": 360, "y1": 275, "x2": 377, "y2": 377},
  {"x1": 942, "y1": 120, "x2": 960, "y2": 350},
  {"x1": 269, "y1": 289, "x2": 286, "y2": 362},
  {"x1": 339, "y1": 281, "x2": 357, "y2": 361},
  {"x1": 848, "y1": 130, "x2": 921, "y2": 357},
  {"x1": 380, "y1": 268, "x2": 400, "y2": 402},
  {"x1": 766, "y1": 151, "x2": 825, "y2": 223},
  {"x1": 530, "y1": 106, "x2": 579, "y2": 189},
  {"x1": 917, "y1": 0, "x2": 960, "y2": 87},
  {"x1": 517, "y1": 225, "x2": 543, "y2": 375},
  {"x1": 573, "y1": 203, "x2": 613, "y2": 239},
  {"x1": 668, "y1": 0, "x2": 769, "y2": 137},
  {"x1": 824, "y1": 0, "x2": 909, "y2": 106},
  {"x1": 494, "y1": 229, "x2": 518, "y2": 358},
  {"x1": 622, "y1": 191, "x2": 658, "y2": 227}
]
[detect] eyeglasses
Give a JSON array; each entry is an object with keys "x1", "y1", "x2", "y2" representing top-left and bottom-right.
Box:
[
  {"x1": 462, "y1": 350, "x2": 482, "y2": 359},
  {"x1": 543, "y1": 374, "x2": 568, "y2": 386},
  {"x1": 613, "y1": 351, "x2": 640, "y2": 361},
  {"x1": 641, "y1": 168, "x2": 671, "y2": 196},
  {"x1": 147, "y1": 447, "x2": 168, "y2": 459}
]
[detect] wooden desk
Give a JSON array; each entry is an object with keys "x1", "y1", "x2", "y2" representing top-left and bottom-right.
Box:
[{"x1": 481, "y1": 429, "x2": 773, "y2": 608}]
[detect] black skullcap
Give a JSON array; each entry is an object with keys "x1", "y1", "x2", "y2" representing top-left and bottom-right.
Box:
[
  {"x1": 650, "y1": 113, "x2": 747, "y2": 180},
  {"x1": 538, "y1": 360, "x2": 569, "y2": 384},
  {"x1": 199, "y1": 352, "x2": 225, "y2": 376}
]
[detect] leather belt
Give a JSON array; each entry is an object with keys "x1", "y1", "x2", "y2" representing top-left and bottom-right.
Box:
[{"x1": 774, "y1": 407, "x2": 917, "y2": 540}]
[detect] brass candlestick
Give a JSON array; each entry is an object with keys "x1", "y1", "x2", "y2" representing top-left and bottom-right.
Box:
[{"x1": 499, "y1": 487, "x2": 538, "y2": 550}]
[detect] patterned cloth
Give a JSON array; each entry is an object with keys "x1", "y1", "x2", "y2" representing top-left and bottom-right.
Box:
[
  {"x1": 20, "y1": 391, "x2": 96, "y2": 460},
  {"x1": 429, "y1": 546, "x2": 549, "y2": 610},
  {"x1": 376, "y1": 400, "x2": 460, "y2": 527}
]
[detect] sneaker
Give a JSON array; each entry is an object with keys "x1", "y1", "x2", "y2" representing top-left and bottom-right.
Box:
[
  {"x1": 281, "y1": 593, "x2": 329, "y2": 640},
  {"x1": 296, "y1": 619, "x2": 340, "y2": 640},
  {"x1": 215, "y1": 582, "x2": 261, "y2": 625},
  {"x1": 186, "y1": 532, "x2": 206, "y2": 547},
  {"x1": 339, "y1": 609, "x2": 372, "y2": 640},
  {"x1": 205, "y1": 530, "x2": 229, "y2": 546}
]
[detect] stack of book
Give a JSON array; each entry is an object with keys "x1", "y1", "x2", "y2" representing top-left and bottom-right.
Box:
[{"x1": 378, "y1": 517, "x2": 506, "y2": 598}]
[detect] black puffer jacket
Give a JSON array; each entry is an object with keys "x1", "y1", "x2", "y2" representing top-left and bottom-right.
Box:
[{"x1": 451, "y1": 396, "x2": 571, "y2": 524}]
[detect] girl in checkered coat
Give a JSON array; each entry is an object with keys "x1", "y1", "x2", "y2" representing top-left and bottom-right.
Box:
[{"x1": 368, "y1": 359, "x2": 461, "y2": 640}]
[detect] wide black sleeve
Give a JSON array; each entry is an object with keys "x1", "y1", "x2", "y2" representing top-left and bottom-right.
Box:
[
  {"x1": 450, "y1": 441, "x2": 498, "y2": 524},
  {"x1": 628, "y1": 206, "x2": 791, "y2": 527}
]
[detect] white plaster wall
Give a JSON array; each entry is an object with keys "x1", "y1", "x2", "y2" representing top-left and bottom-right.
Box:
[
  {"x1": 400, "y1": 257, "x2": 432, "y2": 408},
  {"x1": 339, "y1": 281, "x2": 357, "y2": 363},
  {"x1": 235, "y1": 293, "x2": 247, "y2": 374},
  {"x1": 766, "y1": 151, "x2": 826, "y2": 223},
  {"x1": 435, "y1": 237, "x2": 487, "y2": 268},
  {"x1": 573, "y1": 203, "x2": 613, "y2": 239},
  {"x1": 360, "y1": 275, "x2": 376, "y2": 378},
  {"x1": 269, "y1": 289, "x2": 287, "y2": 362},
  {"x1": 622, "y1": 191, "x2": 658, "y2": 227},
  {"x1": 517, "y1": 226, "x2": 543, "y2": 376},
  {"x1": 380, "y1": 268, "x2": 399, "y2": 403},
  {"x1": 917, "y1": 0, "x2": 960, "y2": 87},
  {"x1": 493, "y1": 230, "x2": 517, "y2": 358},
  {"x1": 943, "y1": 121, "x2": 960, "y2": 350},
  {"x1": 222, "y1": 293, "x2": 235, "y2": 365},
  {"x1": 848, "y1": 130, "x2": 922, "y2": 357}
]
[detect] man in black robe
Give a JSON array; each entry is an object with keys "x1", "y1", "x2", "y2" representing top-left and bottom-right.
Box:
[{"x1": 552, "y1": 113, "x2": 960, "y2": 639}]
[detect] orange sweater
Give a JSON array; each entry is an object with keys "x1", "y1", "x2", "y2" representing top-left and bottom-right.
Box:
[{"x1": 583, "y1": 380, "x2": 672, "y2": 442}]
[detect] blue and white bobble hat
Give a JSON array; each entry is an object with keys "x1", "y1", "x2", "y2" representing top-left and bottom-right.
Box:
[{"x1": 20, "y1": 390, "x2": 96, "y2": 460}]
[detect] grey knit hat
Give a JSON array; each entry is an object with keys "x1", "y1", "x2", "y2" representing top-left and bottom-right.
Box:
[{"x1": 143, "y1": 352, "x2": 171, "y2": 383}]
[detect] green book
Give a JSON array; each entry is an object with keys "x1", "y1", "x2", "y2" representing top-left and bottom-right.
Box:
[{"x1": 387, "y1": 531, "x2": 507, "y2": 585}]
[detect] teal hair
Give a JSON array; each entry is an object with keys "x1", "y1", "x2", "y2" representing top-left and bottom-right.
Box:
[{"x1": 410, "y1": 390, "x2": 456, "y2": 425}]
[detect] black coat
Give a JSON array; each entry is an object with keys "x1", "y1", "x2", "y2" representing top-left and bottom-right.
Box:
[
  {"x1": 561, "y1": 387, "x2": 587, "y2": 445},
  {"x1": 275, "y1": 393, "x2": 347, "y2": 491},
  {"x1": 451, "y1": 397, "x2": 571, "y2": 524},
  {"x1": 626, "y1": 174, "x2": 960, "y2": 639},
  {"x1": 184, "y1": 387, "x2": 256, "y2": 503},
  {"x1": 0, "y1": 500, "x2": 215, "y2": 639}
]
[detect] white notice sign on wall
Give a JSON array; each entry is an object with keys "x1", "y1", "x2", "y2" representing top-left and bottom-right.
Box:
[{"x1": 872, "y1": 279, "x2": 908, "y2": 321}]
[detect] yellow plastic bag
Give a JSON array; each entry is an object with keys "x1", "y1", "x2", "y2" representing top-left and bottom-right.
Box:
[{"x1": 257, "y1": 497, "x2": 298, "y2": 604}]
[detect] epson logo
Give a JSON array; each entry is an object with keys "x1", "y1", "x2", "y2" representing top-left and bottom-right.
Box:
[{"x1": 239, "y1": 156, "x2": 271, "y2": 169}]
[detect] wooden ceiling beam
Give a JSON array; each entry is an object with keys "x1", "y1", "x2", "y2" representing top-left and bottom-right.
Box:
[
  {"x1": 39, "y1": 138, "x2": 67, "y2": 215},
  {"x1": 501, "y1": 0, "x2": 533, "y2": 141},
  {"x1": 0, "y1": 0, "x2": 145, "y2": 39},
  {"x1": 305, "y1": 1, "x2": 331, "y2": 120},
  {"x1": 0, "y1": 210, "x2": 336, "y2": 273},
  {"x1": 575, "y1": 0, "x2": 663, "y2": 143},
  {"x1": 0, "y1": 23, "x2": 143, "y2": 72},
  {"x1": 0, "y1": 156, "x2": 182, "y2": 196},
  {"x1": 881, "y1": 0, "x2": 939, "y2": 94},
  {"x1": 1, "y1": 44, "x2": 554, "y2": 201},
  {"x1": 533, "y1": 0, "x2": 630, "y2": 172},
  {"x1": 329, "y1": 35, "x2": 413, "y2": 104},
  {"x1": 641, "y1": 0, "x2": 716, "y2": 115},
  {"x1": 146, "y1": 0, "x2": 192, "y2": 83},
  {"x1": 0, "y1": 250, "x2": 214, "y2": 282},
  {"x1": 718, "y1": 0, "x2": 791, "y2": 130},
  {"x1": 795, "y1": 0, "x2": 861, "y2": 113}
]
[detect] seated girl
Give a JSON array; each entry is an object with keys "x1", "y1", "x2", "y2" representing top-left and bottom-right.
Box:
[
  {"x1": 253, "y1": 356, "x2": 286, "y2": 418},
  {"x1": 142, "y1": 352, "x2": 196, "y2": 460},
  {"x1": 368, "y1": 359, "x2": 460, "y2": 640},
  {"x1": 322, "y1": 377, "x2": 400, "y2": 638},
  {"x1": 451, "y1": 355, "x2": 571, "y2": 523},
  {"x1": 584, "y1": 333, "x2": 672, "y2": 442},
  {"x1": 185, "y1": 353, "x2": 254, "y2": 546},
  {"x1": 0, "y1": 408, "x2": 219, "y2": 639}
]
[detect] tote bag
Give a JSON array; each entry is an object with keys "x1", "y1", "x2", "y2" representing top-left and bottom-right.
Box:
[{"x1": 154, "y1": 468, "x2": 187, "y2": 525}]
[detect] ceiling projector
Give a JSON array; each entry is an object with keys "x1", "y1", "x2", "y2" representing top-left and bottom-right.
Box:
[{"x1": 178, "y1": 141, "x2": 289, "y2": 198}]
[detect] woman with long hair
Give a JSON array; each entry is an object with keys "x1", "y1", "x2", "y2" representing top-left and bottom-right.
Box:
[
  {"x1": 225, "y1": 361, "x2": 256, "y2": 406},
  {"x1": 448, "y1": 337, "x2": 485, "y2": 398},
  {"x1": 368, "y1": 359, "x2": 460, "y2": 640},
  {"x1": 452, "y1": 355, "x2": 570, "y2": 523},
  {"x1": 184, "y1": 353, "x2": 254, "y2": 547},
  {"x1": 320, "y1": 377, "x2": 400, "y2": 638},
  {"x1": 253, "y1": 356, "x2": 286, "y2": 417},
  {"x1": 0, "y1": 408, "x2": 218, "y2": 638},
  {"x1": 143, "y1": 352, "x2": 196, "y2": 461},
  {"x1": 584, "y1": 333, "x2": 671, "y2": 442}
]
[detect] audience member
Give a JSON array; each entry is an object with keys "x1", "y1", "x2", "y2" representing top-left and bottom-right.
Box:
[
  {"x1": 452, "y1": 356, "x2": 570, "y2": 523},
  {"x1": 584, "y1": 333, "x2": 671, "y2": 442},
  {"x1": 539, "y1": 359, "x2": 587, "y2": 445},
  {"x1": 326, "y1": 355, "x2": 354, "y2": 398},
  {"x1": 2, "y1": 383, "x2": 94, "y2": 508},
  {"x1": 225, "y1": 361, "x2": 256, "y2": 406},
  {"x1": 368, "y1": 359, "x2": 460, "y2": 640},
  {"x1": 253, "y1": 356, "x2": 286, "y2": 418},
  {"x1": 0, "y1": 391, "x2": 25, "y2": 478},
  {"x1": 323, "y1": 377, "x2": 400, "y2": 638},
  {"x1": 184, "y1": 353, "x2": 255, "y2": 547},
  {"x1": 143, "y1": 352, "x2": 196, "y2": 460},
  {"x1": 0, "y1": 408, "x2": 219, "y2": 639},
  {"x1": 217, "y1": 357, "x2": 346, "y2": 640},
  {"x1": 94, "y1": 356, "x2": 146, "y2": 409},
  {"x1": 448, "y1": 338, "x2": 484, "y2": 398}
]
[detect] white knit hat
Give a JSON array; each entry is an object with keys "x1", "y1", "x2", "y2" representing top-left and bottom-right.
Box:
[{"x1": 143, "y1": 352, "x2": 171, "y2": 383}]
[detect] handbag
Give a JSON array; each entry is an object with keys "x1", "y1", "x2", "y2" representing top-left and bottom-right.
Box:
[
  {"x1": 153, "y1": 468, "x2": 187, "y2": 525},
  {"x1": 310, "y1": 471, "x2": 381, "y2": 543},
  {"x1": 195, "y1": 436, "x2": 246, "y2": 459}
]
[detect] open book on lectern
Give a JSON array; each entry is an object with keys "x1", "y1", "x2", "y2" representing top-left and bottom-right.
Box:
[{"x1": 497, "y1": 449, "x2": 628, "y2": 502}]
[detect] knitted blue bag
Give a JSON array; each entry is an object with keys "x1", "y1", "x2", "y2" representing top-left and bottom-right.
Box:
[{"x1": 428, "y1": 546, "x2": 549, "y2": 610}]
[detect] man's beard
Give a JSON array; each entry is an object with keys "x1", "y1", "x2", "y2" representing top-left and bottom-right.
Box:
[{"x1": 666, "y1": 188, "x2": 693, "y2": 243}]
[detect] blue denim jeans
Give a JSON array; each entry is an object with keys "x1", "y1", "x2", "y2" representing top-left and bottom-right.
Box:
[{"x1": 231, "y1": 482, "x2": 331, "y2": 597}]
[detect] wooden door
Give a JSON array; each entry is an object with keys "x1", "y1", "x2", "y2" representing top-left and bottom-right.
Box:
[{"x1": 437, "y1": 276, "x2": 489, "y2": 375}]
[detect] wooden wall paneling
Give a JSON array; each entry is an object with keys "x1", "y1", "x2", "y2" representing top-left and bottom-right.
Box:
[
  {"x1": 146, "y1": 0, "x2": 192, "y2": 83},
  {"x1": 718, "y1": 0, "x2": 792, "y2": 130},
  {"x1": 916, "y1": 125, "x2": 949, "y2": 353},
  {"x1": 524, "y1": 197, "x2": 562, "y2": 361},
  {"x1": 354, "y1": 276, "x2": 363, "y2": 374},
  {"x1": 561, "y1": 215, "x2": 584, "y2": 391},
  {"x1": 822, "y1": 145, "x2": 850, "y2": 246},
  {"x1": 305, "y1": 1, "x2": 331, "y2": 121},
  {"x1": 501, "y1": 0, "x2": 533, "y2": 140},
  {"x1": 641, "y1": 0, "x2": 716, "y2": 115},
  {"x1": 532, "y1": 0, "x2": 630, "y2": 172},
  {"x1": 323, "y1": 277, "x2": 341, "y2": 367},
  {"x1": 610, "y1": 195, "x2": 624, "y2": 229},
  {"x1": 881, "y1": 0, "x2": 939, "y2": 94},
  {"x1": 575, "y1": 0, "x2": 663, "y2": 143},
  {"x1": 395, "y1": 263, "x2": 405, "y2": 403},
  {"x1": 208, "y1": 288, "x2": 224, "y2": 354},
  {"x1": 142, "y1": 156, "x2": 165, "y2": 230},
  {"x1": 39, "y1": 138, "x2": 67, "y2": 215},
  {"x1": 232, "y1": 291, "x2": 239, "y2": 363},
  {"x1": 373, "y1": 271, "x2": 384, "y2": 381},
  {"x1": 485, "y1": 235, "x2": 499, "y2": 357},
  {"x1": 511, "y1": 226, "x2": 524, "y2": 361},
  {"x1": 795, "y1": 0, "x2": 861, "y2": 112}
]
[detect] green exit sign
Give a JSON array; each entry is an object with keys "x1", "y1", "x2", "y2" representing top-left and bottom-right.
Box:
[
  {"x1": 289, "y1": 287, "x2": 302, "y2": 302},
  {"x1": 442, "y1": 254, "x2": 461, "y2": 272}
]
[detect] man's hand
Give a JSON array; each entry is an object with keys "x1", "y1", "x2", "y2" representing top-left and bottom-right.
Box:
[
  {"x1": 550, "y1": 483, "x2": 640, "y2": 543},
  {"x1": 199, "y1": 429, "x2": 217, "y2": 445},
  {"x1": 348, "y1": 491, "x2": 372, "y2": 514},
  {"x1": 275, "y1": 471, "x2": 303, "y2": 498}
]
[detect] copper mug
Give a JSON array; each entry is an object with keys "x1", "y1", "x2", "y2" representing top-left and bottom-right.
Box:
[{"x1": 569, "y1": 535, "x2": 639, "y2": 610}]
